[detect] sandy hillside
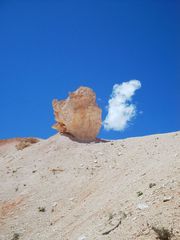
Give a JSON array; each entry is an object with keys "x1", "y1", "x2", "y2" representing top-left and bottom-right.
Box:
[{"x1": 0, "y1": 132, "x2": 180, "y2": 240}]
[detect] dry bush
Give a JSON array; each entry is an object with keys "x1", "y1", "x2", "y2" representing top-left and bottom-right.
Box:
[
  {"x1": 11, "y1": 233, "x2": 20, "y2": 240},
  {"x1": 16, "y1": 138, "x2": 39, "y2": 150},
  {"x1": 152, "y1": 226, "x2": 173, "y2": 240}
]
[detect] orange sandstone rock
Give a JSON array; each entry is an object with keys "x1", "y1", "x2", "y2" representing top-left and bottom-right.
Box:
[{"x1": 52, "y1": 87, "x2": 102, "y2": 142}]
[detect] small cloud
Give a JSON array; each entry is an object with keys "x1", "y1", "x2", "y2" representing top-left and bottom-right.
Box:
[{"x1": 103, "y1": 80, "x2": 141, "y2": 131}]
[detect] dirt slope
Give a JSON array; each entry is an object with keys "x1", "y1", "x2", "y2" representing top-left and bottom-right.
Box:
[{"x1": 0, "y1": 132, "x2": 180, "y2": 240}]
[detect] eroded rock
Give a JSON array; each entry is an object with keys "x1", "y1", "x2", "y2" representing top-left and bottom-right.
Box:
[{"x1": 52, "y1": 87, "x2": 102, "y2": 142}]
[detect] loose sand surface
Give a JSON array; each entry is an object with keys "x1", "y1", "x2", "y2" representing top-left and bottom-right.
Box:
[{"x1": 0, "y1": 132, "x2": 180, "y2": 240}]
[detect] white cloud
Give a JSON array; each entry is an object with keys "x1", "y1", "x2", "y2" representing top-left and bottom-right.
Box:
[{"x1": 103, "y1": 80, "x2": 141, "y2": 131}]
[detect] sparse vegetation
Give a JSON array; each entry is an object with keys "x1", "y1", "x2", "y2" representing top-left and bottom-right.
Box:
[
  {"x1": 149, "y1": 183, "x2": 156, "y2": 188},
  {"x1": 1, "y1": 131, "x2": 178, "y2": 239},
  {"x1": 11, "y1": 233, "x2": 20, "y2": 240},
  {"x1": 152, "y1": 226, "x2": 173, "y2": 240},
  {"x1": 38, "y1": 207, "x2": 46, "y2": 212},
  {"x1": 16, "y1": 138, "x2": 39, "y2": 150},
  {"x1": 137, "y1": 191, "x2": 143, "y2": 197}
]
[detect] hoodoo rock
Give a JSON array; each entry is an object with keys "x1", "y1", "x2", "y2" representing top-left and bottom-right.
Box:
[{"x1": 52, "y1": 86, "x2": 102, "y2": 142}]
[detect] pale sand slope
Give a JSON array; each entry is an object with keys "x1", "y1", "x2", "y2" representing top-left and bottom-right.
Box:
[{"x1": 0, "y1": 132, "x2": 180, "y2": 240}]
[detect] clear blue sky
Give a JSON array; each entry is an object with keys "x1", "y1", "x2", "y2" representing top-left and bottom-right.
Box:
[{"x1": 0, "y1": 0, "x2": 179, "y2": 140}]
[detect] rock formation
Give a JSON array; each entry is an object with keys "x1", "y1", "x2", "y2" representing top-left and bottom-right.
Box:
[{"x1": 52, "y1": 86, "x2": 102, "y2": 142}]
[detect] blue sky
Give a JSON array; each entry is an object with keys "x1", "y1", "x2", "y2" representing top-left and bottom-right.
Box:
[{"x1": 0, "y1": 0, "x2": 179, "y2": 140}]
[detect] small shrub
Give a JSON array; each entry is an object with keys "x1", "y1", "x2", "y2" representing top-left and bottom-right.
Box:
[
  {"x1": 38, "y1": 207, "x2": 46, "y2": 212},
  {"x1": 11, "y1": 233, "x2": 20, "y2": 240},
  {"x1": 137, "y1": 191, "x2": 143, "y2": 197},
  {"x1": 152, "y1": 226, "x2": 173, "y2": 240},
  {"x1": 149, "y1": 183, "x2": 156, "y2": 188}
]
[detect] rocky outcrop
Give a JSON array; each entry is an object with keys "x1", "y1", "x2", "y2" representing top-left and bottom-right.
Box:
[{"x1": 52, "y1": 87, "x2": 102, "y2": 142}]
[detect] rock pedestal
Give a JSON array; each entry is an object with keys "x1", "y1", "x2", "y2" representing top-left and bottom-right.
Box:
[{"x1": 52, "y1": 87, "x2": 102, "y2": 142}]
